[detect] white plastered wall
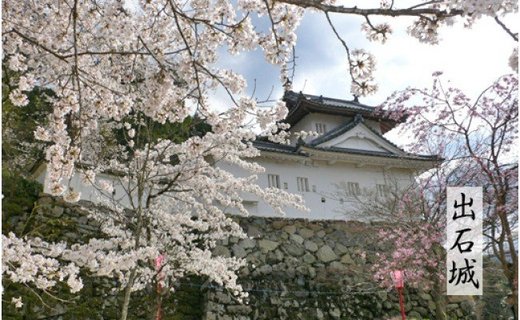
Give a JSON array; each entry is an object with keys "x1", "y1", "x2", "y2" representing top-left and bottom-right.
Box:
[{"x1": 217, "y1": 157, "x2": 415, "y2": 221}]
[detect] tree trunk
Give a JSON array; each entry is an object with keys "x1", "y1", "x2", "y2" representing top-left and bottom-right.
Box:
[
  {"x1": 509, "y1": 284, "x2": 518, "y2": 320},
  {"x1": 121, "y1": 183, "x2": 146, "y2": 320},
  {"x1": 120, "y1": 268, "x2": 137, "y2": 320},
  {"x1": 433, "y1": 278, "x2": 447, "y2": 320},
  {"x1": 496, "y1": 195, "x2": 518, "y2": 319},
  {"x1": 430, "y1": 245, "x2": 447, "y2": 320},
  {"x1": 153, "y1": 295, "x2": 163, "y2": 320}
]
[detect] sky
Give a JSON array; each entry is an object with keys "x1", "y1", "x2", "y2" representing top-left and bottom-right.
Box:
[{"x1": 215, "y1": 7, "x2": 517, "y2": 109}]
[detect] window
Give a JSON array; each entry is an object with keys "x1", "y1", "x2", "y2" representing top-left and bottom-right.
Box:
[
  {"x1": 297, "y1": 177, "x2": 310, "y2": 192},
  {"x1": 267, "y1": 174, "x2": 280, "y2": 188},
  {"x1": 376, "y1": 184, "x2": 390, "y2": 197},
  {"x1": 315, "y1": 123, "x2": 327, "y2": 135},
  {"x1": 346, "y1": 182, "x2": 361, "y2": 196}
]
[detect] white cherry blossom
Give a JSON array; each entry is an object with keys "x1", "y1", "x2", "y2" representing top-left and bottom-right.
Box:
[{"x1": 2, "y1": 0, "x2": 516, "y2": 318}]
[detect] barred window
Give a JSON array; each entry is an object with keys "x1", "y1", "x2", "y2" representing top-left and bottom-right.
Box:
[
  {"x1": 376, "y1": 184, "x2": 390, "y2": 197},
  {"x1": 315, "y1": 123, "x2": 327, "y2": 135},
  {"x1": 267, "y1": 174, "x2": 280, "y2": 188},
  {"x1": 346, "y1": 182, "x2": 361, "y2": 196},
  {"x1": 297, "y1": 177, "x2": 310, "y2": 192}
]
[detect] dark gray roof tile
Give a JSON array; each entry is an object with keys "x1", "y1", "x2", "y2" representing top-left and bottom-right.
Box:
[
  {"x1": 253, "y1": 140, "x2": 304, "y2": 156},
  {"x1": 308, "y1": 146, "x2": 439, "y2": 161}
]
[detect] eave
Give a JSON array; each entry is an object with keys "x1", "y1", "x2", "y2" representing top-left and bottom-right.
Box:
[
  {"x1": 299, "y1": 146, "x2": 440, "y2": 172},
  {"x1": 253, "y1": 140, "x2": 441, "y2": 172}
]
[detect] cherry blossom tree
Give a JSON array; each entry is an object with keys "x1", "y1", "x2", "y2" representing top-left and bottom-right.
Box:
[
  {"x1": 2, "y1": 0, "x2": 517, "y2": 318},
  {"x1": 365, "y1": 179, "x2": 448, "y2": 319},
  {"x1": 372, "y1": 73, "x2": 518, "y2": 318},
  {"x1": 337, "y1": 173, "x2": 448, "y2": 317},
  {"x1": 3, "y1": 1, "x2": 308, "y2": 316}
]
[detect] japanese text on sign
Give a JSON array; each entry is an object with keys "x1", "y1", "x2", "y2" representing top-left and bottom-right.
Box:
[{"x1": 447, "y1": 187, "x2": 482, "y2": 295}]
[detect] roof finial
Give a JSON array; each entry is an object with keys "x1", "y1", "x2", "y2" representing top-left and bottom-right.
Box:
[{"x1": 353, "y1": 95, "x2": 359, "y2": 103}]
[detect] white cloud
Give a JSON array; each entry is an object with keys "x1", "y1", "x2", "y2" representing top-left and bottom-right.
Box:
[{"x1": 209, "y1": 8, "x2": 516, "y2": 113}]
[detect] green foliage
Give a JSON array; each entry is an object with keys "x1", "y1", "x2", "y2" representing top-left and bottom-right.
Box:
[
  {"x1": 1, "y1": 169, "x2": 42, "y2": 236},
  {"x1": 113, "y1": 112, "x2": 212, "y2": 150},
  {"x1": 169, "y1": 279, "x2": 206, "y2": 320},
  {"x1": 2, "y1": 66, "x2": 52, "y2": 174},
  {"x1": 1, "y1": 171, "x2": 81, "y2": 244},
  {"x1": 2, "y1": 273, "x2": 206, "y2": 319},
  {"x1": 2, "y1": 273, "x2": 123, "y2": 319}
]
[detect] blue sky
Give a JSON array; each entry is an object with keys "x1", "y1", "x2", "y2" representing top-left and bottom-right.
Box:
[{"x1": 215, "y1": 10, "x2": 517, "y2": 109}]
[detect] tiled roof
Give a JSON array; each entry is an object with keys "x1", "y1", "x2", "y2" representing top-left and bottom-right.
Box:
[
  {"x1": 252, "y1": 140, "x2": 304, "y2": 155},
  {"x1": 256, "y1": 93, "x2": 438, "y2": 163},
  {"x1": 282, "y1": 91, "x2": 400, "y2": 133},
  {"x1": 253, "y1": 132, "x2": 440, "y2": 162},
  {"x1": 309, "y1": 146, "x2": 439, "y2": 161},
  {"x1": 283, "y1": 91, "x2": 375, "y2": 113}
]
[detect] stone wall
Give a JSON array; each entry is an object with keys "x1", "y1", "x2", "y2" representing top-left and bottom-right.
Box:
[
  {"x1": 205, "y1": 217, "x2": 477, "y2": 320},
  {"x1": 18, "y1": 195, "x2": 476, "y2": 319}
]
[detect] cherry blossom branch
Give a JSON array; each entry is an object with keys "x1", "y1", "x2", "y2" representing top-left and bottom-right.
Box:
[
  {"x1": 279, "y1": 0, "x2": 463, "y2": 18},
  {"x1": 9, "y1": 29, "x2": 69, "y2": 62},
  {"x1": 263, "y1": 0, "x2": 281, "y2": 49}
]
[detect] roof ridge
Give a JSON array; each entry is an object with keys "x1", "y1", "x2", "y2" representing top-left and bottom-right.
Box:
[{"x1": 284, "y1": 90, "x2": 375, "y2": 109}]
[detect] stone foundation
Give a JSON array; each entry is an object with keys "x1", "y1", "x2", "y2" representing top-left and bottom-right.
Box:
[
  {"x1": 19, "y1": 196, "x2": 476, "y2": 319},
  {"x1": 205, "y1": 216, "x2": 476, "y2": 320}
]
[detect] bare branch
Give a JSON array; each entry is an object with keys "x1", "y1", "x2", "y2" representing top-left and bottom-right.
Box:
[{"x1": 494, "y1": 16, "x2": 518, "y2": 42}]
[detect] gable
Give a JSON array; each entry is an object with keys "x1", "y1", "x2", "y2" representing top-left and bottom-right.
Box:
[
  {"x1": 329, "y1": 136, "x2": 390, "y2": 152},
  {"x1": 314, "y1": 122, "x2": 405, "y2": 155}
]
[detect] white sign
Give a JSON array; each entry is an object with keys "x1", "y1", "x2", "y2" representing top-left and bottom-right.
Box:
[{"x1": 447, "y1": 187, "x2": 483, "y2": 295}]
